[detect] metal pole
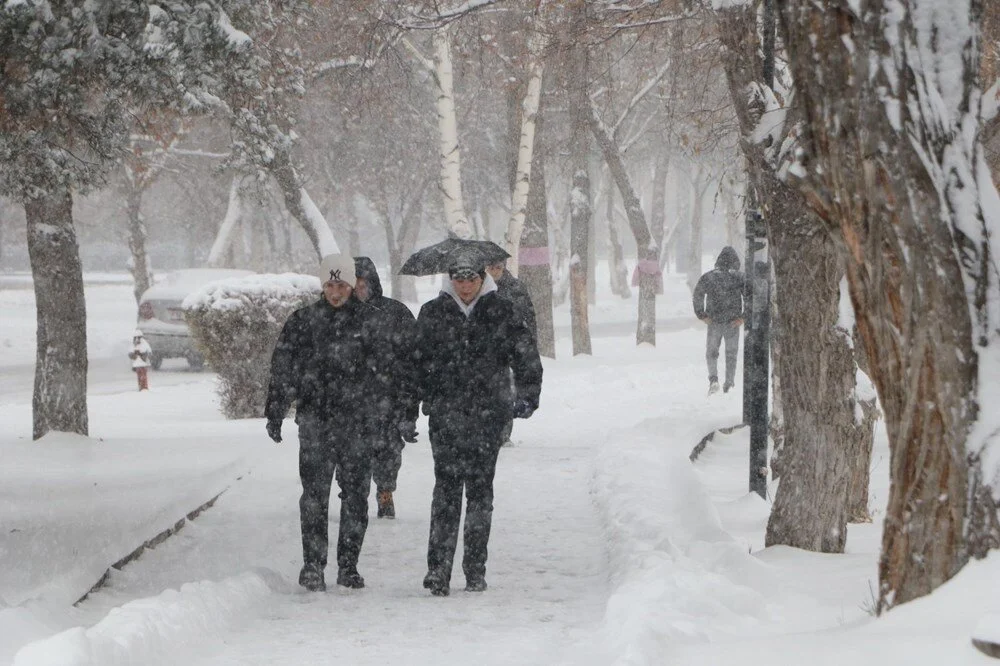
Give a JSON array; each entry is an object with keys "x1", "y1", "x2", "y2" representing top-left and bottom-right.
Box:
[{"x1": 744, "y1": 211, "x2": 770, "y2": 498}]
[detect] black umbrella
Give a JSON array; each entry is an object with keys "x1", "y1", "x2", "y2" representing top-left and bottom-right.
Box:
[{"x1": 399, "y1": 238, "x2": 510, "y2": 276}]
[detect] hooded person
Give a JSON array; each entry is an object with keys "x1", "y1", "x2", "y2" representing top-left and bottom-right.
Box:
[
  {"x1": 414, "y1": 247, "x2": 543, "y2": 596},
  {"x1": 353, "y1": 257, "x2": 419, "y2": 519},
  {"x1": 692, "y1": 246, "x2": 745, "y2": 394},
  {"x1": 265, "y1": 253, "x2": 398, "y2": 592}
]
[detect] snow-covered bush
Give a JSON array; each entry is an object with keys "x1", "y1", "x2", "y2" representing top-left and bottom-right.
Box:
[{"x1": 184, "y1": 274, "x2": 320, "y2": 418}]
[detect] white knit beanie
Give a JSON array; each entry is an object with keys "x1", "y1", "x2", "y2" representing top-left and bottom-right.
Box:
[{"x1": 318, "y1": 254, "x2": 357, "y2": 287}]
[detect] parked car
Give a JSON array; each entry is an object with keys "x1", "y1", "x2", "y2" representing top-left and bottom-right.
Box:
[{"x1": 137, "y1": 268, "x2": 254, "y2": 369}]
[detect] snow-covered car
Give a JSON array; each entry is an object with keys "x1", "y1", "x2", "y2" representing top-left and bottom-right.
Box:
[{"x1": 137, "y1": 268, "x2": 254, "y2": 369}]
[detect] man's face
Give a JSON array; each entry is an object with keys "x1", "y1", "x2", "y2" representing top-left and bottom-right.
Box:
[
  {"x1": 486, "y1": 261, "x2": 505, "y2": 281},
  {"x1": 323, "y1": 280, "x2": 353, "y2": 308},
  {"x1": 354, "y1": 277, "x2": 370, "y2": 302},
  {"x1": 451, "y1": 274, "x2": 483, "y2": 305}
]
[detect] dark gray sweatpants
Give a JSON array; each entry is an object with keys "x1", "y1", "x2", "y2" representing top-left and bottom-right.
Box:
[{"x1": 706, "y1": 321, "x2": 740, "y2": 385}]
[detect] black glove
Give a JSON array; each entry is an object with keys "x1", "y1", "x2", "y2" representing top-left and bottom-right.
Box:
[
  {"x1": 266, "y1": 418, "x2": 282, "y2": 444},
  {"x1": 512, "y1": 399, "x2": 536, "y2": 419},
  {"x1": 397, "y1": 420, "x2": 419, "y2": 443}
]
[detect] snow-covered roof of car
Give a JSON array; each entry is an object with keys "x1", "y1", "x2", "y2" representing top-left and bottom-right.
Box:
[{"x1": 140, "y1": 269, "x2": 255, "y2": 301}]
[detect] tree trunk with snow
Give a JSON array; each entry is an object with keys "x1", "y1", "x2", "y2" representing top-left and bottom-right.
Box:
[
  {"x1": 270, "y1": 150, "x2": 341, "y2": 259},
  {"x1": 779, "y1": 0, "x2": 1000, "y2": 609},
  {"x1": 207, "y1": 175, "x2": 246, "y2": 268},
  {"x1": 506, "y1": 45, "x2": 544, "y2": 276},
  {"x1": 125, "y1": 184, "x2": 153, "y2": 305},
  {"x1": 26, "y1": 185, "x2": 88, "y2": 440},
  {"x1": 684, "y1": 168, "x2": 708, "y2": 295},
  {"x1": 519, "y1": 82, "x2": 556, "y2": 359},
  {"x1": 589, "y1": 104, "x2": 657, "y2": 346},
  {"x1": 717, "y1": 2, "x2": 871, "y2": 553},
  {"x1": 433, "y1": 27, "x2": 472, "y2": 240}
]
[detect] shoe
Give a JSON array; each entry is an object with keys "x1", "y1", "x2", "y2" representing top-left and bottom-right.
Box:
[
  {"x1": 500, "y1": 439, "x2": 514, "y2": 448},
  {"x1": 298, "y1": 565, "x2": 326, "y2": 592},
  {"x1": 376, "y1": 490, "x2": 395, "y2": 519},
  {"x1": 423, "y1": 571, "x2": 450, "y2": 597},
  {"x1": 336, "y1": 566, "x2": 365, "y2": 589},
  {"x1": 708, "y1": 380, "x2": 720, "y2": 395},
  {"x1": 723, "y1": 381, "x2": 734, "y2": 394},
  {"x1": 465, "y1": 576, "x2": 487, "y2": 592}
]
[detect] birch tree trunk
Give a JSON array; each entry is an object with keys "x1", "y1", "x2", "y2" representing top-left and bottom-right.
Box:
[
  {"x1": 779, "y1": 0, "x2": 1000, "y2": 609},
  {"x1": 520, "y1": 76, "x2": 557, "y2": 358},
  {"x1": 606, "y1": 179, "x2": 631, "y2": 298},
  {"x1": 26, "y1": 185, "x2": 88, "y2": 440},
  {"x1": 433, "y1": 27, "x2": 472, "y2": 240},
  {"x1": 506, "y1": 43, "x2": 544, "y2": 275}
]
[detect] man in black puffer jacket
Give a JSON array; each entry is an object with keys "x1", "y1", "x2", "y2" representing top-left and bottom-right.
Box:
[
  {"x1": 265, "y1": 253, "x2": 403, "y2": 593},
  {"x1": 353, "y1": 256, "x2": 419, "y2": 519},
  {"x1": 416, "y1": 248, "x2": 542, "y2": 597},
  {"x1": 692, "y1": 246, "x2": 745, "y2": 394}
]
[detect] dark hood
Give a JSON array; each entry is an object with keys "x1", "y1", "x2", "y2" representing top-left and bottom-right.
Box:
[
  {"x1": 715, "y1": 246, "x2": 741, "y2": 271},
  {"x1": 354, "y1": 256, "x2": 384, "y2": 300}
]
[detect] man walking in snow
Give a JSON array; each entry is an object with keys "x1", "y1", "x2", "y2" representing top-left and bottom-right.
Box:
[
  {"x1": 416, "y1": 248, "x2": 542, "y2": 596},
  {"x1": 353, "y1": 256, "x2": 419, "y2": 519},
  {"x1": 265, "y1": 253, "x2": 398, "y2": 592},
  {"x1": 486, "y1": 258, "x2": 538, "y2": 447},
  {"x1": 692, "y1": 246, "x2": 745, "y2": 395}
]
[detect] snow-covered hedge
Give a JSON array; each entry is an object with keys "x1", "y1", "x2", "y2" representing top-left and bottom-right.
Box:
[{"x1": 183, "y1": 274, "x2": 320, "y2": 418}]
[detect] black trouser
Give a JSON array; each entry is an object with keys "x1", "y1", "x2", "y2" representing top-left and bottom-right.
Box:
[
  {"x1": 297, "y1": 416, "x2": 372, "y2": 571},
  {"x1": 371, "y1": 427, "x2": 403, "y2": 493},
  {"x1": 426, "y1": 412, "x2": 503, "y2": 583},
  {"x1": 706, "y1": 320, "x2": 740, "y2": 385}
]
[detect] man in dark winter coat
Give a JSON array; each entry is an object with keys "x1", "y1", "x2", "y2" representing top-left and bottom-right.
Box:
[
  {"x1": 353, "y1": 256, "x2": 419, "y2": 519},
  {"x1": 486, "y1": 258, "x2": 538, "y2": 447},
  {"x1": 265, "y1": 253, "x2": 404, "y2": 592},
  {"x1": 692, "y1": 246, "x2": 745, "y2": 394},
  {"x1": 416, "y1": 249, "x2": 542, "y2": 596}
]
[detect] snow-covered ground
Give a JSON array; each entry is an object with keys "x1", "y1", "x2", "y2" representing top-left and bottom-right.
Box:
[{"x1": 2, "y1": 268, "x2": 998, "y2": 666}]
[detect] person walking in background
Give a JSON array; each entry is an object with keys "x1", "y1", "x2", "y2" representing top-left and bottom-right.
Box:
[
  {"x1": 265, "y1": 253, "x2": 397, "y2": 592},
  {"x1": 486, "y1": 258, "x2": 538, "y2": 447},
  {"x1": 692, "y1": 246, "x2": 745, "y2": 395},
  {"x1": 416, "y1": 248, "x2": 542, "y2": 596},
  {"x1": 128, "y1": 329, "x2": 152, "y2": 391},
  {"x1": 353, "y1": 256, "x2": 419, "y2": 519}
]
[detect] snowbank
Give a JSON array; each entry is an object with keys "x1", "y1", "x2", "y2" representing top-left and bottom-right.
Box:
[
  {"x1": 181, "y1": 272, "x2": 319, "y2": 312},
  {"x1": 12, "y1": 571, "x2": 275, "y2": 666}
]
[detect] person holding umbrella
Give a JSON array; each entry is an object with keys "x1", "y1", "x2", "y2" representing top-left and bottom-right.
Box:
[{"x1": 412, "y1": 246, "x2": 543, "y2": 596}]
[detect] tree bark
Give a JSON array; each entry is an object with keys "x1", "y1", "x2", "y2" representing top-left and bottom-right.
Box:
[
  {"x1": 25, "y1": 185, "x2": 88, "y2": 440},
  {"x1": 505, "y1": 42, "x2": 544, "y2": 276},
  {"x1": 567, "y1": 18, "x2": 592, "y2": 356},
  {"x1": 125, "y1": 184, "x2": 153, "y2": 305},
  {"x1": 433, "y1": 27, "x2": 472, "y2": 240},
  {"x1": 606, "y1": 178, "x2": 631, "y2": 298},
  {"x1": 717, "y1": 2, "x2": 869, "y2": 553},
  {"x1": 207, "y1": 175, "x2": 246, "y2": 268},
  {"x1": 589, "y1": 104, "x2": 657, "y2": 346},
  {"x1": 270, "y1": 150, "x2": 341, "y2": 259},
  {"x1": 779, "y1": 0, "x2": 1000, "y2": 609},
  {"x1": 520, "y1": 78, "x2": 556, "y2": 359}
]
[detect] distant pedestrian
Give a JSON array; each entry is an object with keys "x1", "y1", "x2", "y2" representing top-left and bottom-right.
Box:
[
  {"x1": 486, "y1": 259, "x2": 538, "y2": 447},
  {"x1": 265, "y1": 253, "x2": 402, "y2": 592},
  {"x1": 128, "y1": 329, "x2": 152, "y2": 391},
  {"x1": 692, "y1": 246, "x2": 745, "y2": 395},
  {"x1": 416, "y1": 248, "x2": 542, "y2": 596},
  {"x1": 353, "y1": 256, "x2": 419, "y2": 519}
]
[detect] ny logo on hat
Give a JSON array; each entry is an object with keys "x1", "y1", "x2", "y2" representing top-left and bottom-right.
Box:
[{"x1": 329, "y1": 269, "x2": 341, "y2": 282}]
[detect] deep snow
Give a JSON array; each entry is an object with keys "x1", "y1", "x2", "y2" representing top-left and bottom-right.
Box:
[{"x1": 2, "y1": 268, "x2": 999, "y2": 666}]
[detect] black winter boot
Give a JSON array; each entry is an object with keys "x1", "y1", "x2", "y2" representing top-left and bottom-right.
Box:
[
  {"x1": 376, "y1": 490, "x2": 395, "y2": 519},
  {"x1": 465, "y1": 576, "x2": 487, "y2": 592},
  {"x1": 298, "y1": 564, "x2": 326, "y2": 592},
  {"x1": 336, "y1": 566, "x2": 365, "y2": 589},
  {"x1": 423, "y1": 571, "x2": 450, "y2": 597}
]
